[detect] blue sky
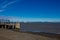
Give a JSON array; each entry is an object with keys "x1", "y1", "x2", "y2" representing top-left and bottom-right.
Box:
[{"x1": 0, "y1": 0, "x2": 60, "y2": 22}]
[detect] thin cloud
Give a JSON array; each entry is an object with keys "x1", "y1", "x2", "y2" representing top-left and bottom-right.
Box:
[
  {"x1": 0, "y1": 0, "x2": 19, "y2": 12},
  {"x1": 2, "y1": 1, "x2": 16, "y2": 8},
  {"x1": 1, "y1": 0, "x2": 20, "y2": 9},
  {"x1": 0, "y1": 10, "x2": 4, "y2": 12}
]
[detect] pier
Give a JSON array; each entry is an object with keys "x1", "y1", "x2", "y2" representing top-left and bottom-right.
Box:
[{"x1": 0, "y1": 22, "x2": 20, "y2": 29}]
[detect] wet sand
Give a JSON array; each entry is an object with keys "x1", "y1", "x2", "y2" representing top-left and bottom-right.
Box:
[{"x1": 0, "y1": 29, "x2": 60, "y2": 40}]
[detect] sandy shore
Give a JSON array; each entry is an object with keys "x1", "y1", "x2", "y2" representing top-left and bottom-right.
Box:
[{"x1": 0, "y1": 29, "x2": 60, "y2": 40}]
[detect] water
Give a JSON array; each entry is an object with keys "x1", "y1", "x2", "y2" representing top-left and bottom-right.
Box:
[
  {"x1": 20, "y1": 26, "x2": 60, "y2": 34},
  {"x1": 20, "y1": 23, "x2": 60, "y2": 34}
]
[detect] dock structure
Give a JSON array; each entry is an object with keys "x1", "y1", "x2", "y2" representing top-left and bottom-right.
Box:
[{"x1": 0, "y1": 22, "x2": 20, "y2": 29}]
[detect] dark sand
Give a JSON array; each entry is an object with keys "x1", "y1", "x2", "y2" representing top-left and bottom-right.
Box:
[{"x1": 0, "y1": 29, "x2": 60, "y2": 40}]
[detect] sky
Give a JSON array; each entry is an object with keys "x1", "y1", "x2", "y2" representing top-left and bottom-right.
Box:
[{"x1": 0, "y1": 0, "x2": 60, "y2": 22}]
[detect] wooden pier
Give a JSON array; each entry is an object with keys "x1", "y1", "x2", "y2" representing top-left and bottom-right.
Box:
[{"x1": 0, "y1": 22, "x2": 20, "y2": 29}]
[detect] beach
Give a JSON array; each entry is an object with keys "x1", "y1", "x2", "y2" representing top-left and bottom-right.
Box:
[{"x1": 0, "y1": 28, "x2": 60, "y2": 40}]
